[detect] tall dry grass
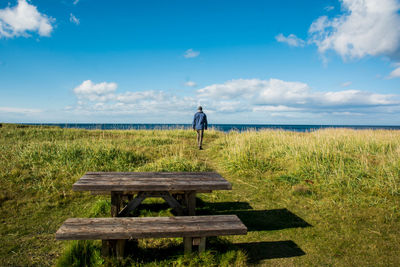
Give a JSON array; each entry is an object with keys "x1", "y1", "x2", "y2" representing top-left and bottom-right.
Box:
[{"x1": 214, "y1": 129, "x2": 400, "y2": 200}]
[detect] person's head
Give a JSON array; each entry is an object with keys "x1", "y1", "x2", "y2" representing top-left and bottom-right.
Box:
[{"x1": 197, "y1": 106, "x2": 203, "y2": 111}]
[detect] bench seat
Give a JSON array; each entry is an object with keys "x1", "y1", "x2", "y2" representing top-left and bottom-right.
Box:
[{"x1": 56, "y1": 215, "x2": 247, "y2": 255}]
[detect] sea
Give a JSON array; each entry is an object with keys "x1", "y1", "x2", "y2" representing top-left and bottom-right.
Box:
[{"x1": 25, "y1": 123, "x2": 400, "y2": 132}]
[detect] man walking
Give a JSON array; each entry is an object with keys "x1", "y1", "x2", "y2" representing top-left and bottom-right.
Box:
[{"x1": 192, "y1": 106, "x2": 208, "y2": 150}]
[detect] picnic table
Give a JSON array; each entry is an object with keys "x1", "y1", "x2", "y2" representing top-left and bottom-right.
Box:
[
  {"x1": 58, "y1": 171, "x2": 246, "y2": 256},
  {"x1": 72, "y1": 172, "x2": 232, "y2": 217}
]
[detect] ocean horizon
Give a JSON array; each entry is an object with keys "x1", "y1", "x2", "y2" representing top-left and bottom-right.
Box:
[{"x1": 22, "y1": 123, "x2": 400, "y2": 132}]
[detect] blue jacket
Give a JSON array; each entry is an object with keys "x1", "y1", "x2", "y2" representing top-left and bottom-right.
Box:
[{"x1": 192, "y1": 111, "x2": 208, "y2": 130}]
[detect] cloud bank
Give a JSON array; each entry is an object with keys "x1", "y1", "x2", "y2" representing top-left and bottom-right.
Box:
[
  {"x1": 0, "y1": 0, "x2": 54, "y2": 38},
  {"x1": 71, "y1": 80, "x2": 196, "y2": 116},
  {"x1": 197, "y1": 79, "x2": 398, "y2": 111},
  {"x1": 69, "y1": 79, "x2": 399, "y2": 121}
]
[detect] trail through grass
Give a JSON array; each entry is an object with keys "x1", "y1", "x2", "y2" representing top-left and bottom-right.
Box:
[{"x1": 1, "y1": 124, "x2": 399, "y2": 266}]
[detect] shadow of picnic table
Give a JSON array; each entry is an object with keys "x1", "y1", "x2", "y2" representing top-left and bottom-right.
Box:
[
  {"x1": 196, "y1": 200, "x2": 310, "y2": 262},
  {"x1": 121, "y1": 199, "x2": 310, "y2": 263},
  {"x1": 196, "y1": 199, "x2": 311, "y2": 231}
]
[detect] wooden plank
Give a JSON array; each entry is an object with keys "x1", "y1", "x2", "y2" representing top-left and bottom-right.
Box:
[
  {"x1": 85, "y1": 172, "x2": 223, "y2": 178},
  {"x1": 74, "y1": 183, "x2": 231, "y2": 192},
  {"x1": 56, "y1": 221, "x2": 244, "y2": 232},
  {"x1": 75, "y1": 180, "x2": 230, "y2": 186},
  {"x1": 60, "y1": 215, "x2": 241, "y2": 224},
  {"x1": 81, "y1": 176, "x2": 224, "y2": 181},
  {"x1": 75, "y1": 176, "x2": 226, "y2": 183},
  {"x1": 55, "y1": 215, "x2": 247, "y2": 240},
  {"x1": 81, "y1": 173, "x2": 225, "y2": 182},
  {"x1": 73, "y1": 172, "x2": 232, "y2": 192},
  {"x1": 90, "y1": 190, "x2": 212, "y2": 195},
  {"x1": 56, "y1": 224, "x2": 247, "y2": 240},
  {"x1": 57, "y1": 216, "x2": 245, "y2": 227}
]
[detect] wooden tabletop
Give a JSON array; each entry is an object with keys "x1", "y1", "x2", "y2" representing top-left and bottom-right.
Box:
[{"x1": 72, "y1": 172, "x2": 232, "y2": 192}]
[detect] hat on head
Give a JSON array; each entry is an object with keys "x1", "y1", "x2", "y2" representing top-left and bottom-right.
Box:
[{"x1": 197, "y1": 106, "x2": 203, "y2": 111}]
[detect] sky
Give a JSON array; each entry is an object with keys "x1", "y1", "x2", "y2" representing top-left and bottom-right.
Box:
[{"x1": 0, "y1": 0, "x2": 399, "y2": 125}]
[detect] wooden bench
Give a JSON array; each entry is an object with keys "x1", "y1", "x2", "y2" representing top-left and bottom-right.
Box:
[{"x1": 56, "y1": 215, "x2": 247, "y2": 257}]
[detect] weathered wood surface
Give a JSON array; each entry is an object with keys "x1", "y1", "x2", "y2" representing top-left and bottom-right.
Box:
[
  {"x1": 90, "y1": 190, "x2": 212, "y2": 195},
  {"x1": 73, "y1": 172, "x2": 231, "y2": 191},
  {"x1": 55, "y1": 215, "x2": 247, "y2": 240}
]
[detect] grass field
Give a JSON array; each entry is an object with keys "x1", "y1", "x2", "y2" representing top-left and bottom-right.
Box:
[{"x1": 1, "y1": 124, "x2": 400, "y2": 266}]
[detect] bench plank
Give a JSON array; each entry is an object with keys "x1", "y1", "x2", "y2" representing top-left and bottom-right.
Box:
[{"x1": 56, "y1": 215, "x2": 247, "y2": 240}]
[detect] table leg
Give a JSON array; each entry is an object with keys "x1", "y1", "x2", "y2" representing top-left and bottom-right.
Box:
[
  {"x1": 184, "y1": 237, "x2": 192, "y2": 254},
  {"x1": 101, "y1": 240, "x2": 110, "y2": 257},
  {"x1": 116, "y1": 240, "x2": 126, "y2": 258},
  {"x1": 111, "y1": 191, "x2": 122, "y2": 217},
  {"x1": 198, "y1": 237, "x2": 206, "y2": 253},
  {"x1": 185, "y1": 191, "x2": 196, "y2": 216}
]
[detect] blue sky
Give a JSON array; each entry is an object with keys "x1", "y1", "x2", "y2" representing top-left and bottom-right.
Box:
[{"x1": 0, "y1": 0, "x2": 399, "y2": 124}]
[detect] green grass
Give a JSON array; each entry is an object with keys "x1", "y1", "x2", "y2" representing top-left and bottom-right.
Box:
[{"x1": 1, "y1": 124, "x2": 399, "y2": 266}]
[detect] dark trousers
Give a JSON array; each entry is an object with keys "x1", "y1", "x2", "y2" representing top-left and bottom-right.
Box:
[{"x1": 196, "y1": 129, "x2": 204, "y2": 148}]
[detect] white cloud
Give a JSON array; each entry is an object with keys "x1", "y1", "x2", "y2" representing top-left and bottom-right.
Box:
[
  {"x1": 309, "y1": 0, "x2": 400, "y2": 60},
  {"x1": 73, "y1": 80, "x2": 117, "y2": 101},
  {"x1": 74, "y1": 80, "x2": 117, "y2": 95},
  {"x1": 73, "y1": 0, "x2": 80, "y2": 5},
  {"x1": 275, "y1": 33, "x2": 305, "y2": 47},
  {"x1": 70, "y1": 13, "x2": 80, "y2": 25},
  {"x1": 341, "y1": 81, "x2": 352, "y2": 87},
  {"x1": 184, "y1": 81, "x2": 197, "y2": 87},
  {"x1": 0, "y1": 106, "x2": 42, "y2": 114},
  {"x1": 0, "y1": 0, "x2": 54, "y2": 38},
  {"x1": 184, "y1": 49, "x2": 200, "y2": 58},
  {"x1": 388, "y1": 65, "x2": 400, "y2": 78}
]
